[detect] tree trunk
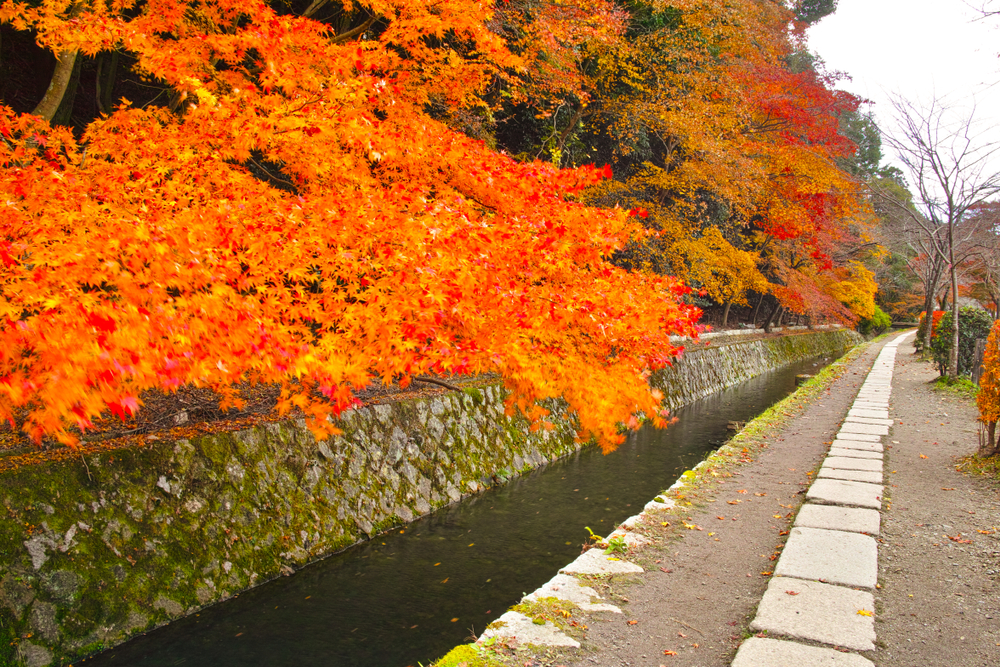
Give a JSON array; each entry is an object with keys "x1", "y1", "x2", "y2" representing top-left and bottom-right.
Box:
[
  {"x1": 751, "y1": 292, "x2": 766, "y2": 328},
  {"x1": 721, "y1": 300, "x2": 732, "y2": 328},
  {"x1": 948, "y1": 257, "x2": 960, "y2": 378},
  {"x1": 32, "y1": 49, "x2": 79, "y2": 121},
  {"x1": 979, "y1": 421, "x2": 998, "y2": 458},
  {"x1": 96, "y1": 50, "x2": 119, "y2": 115},
  {"x1": 763, "y1": 303, "x2": 783, "y2": 333},
  {"x1": 920, "y1": 288, "x2": 936, "y2": 353}
]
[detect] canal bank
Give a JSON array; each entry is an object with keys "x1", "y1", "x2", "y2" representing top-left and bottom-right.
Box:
[
  {"x1": 436, "y1": 334, "x2": 936, "y2": 667},
  {"x1": 0, "y1": 328, "x2": 858, "y2": 667}
]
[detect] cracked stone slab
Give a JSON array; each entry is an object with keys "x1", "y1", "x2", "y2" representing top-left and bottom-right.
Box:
[
  {"x1": 560, "y1": 548, "x2": 643, "y2": 575},
  {"x1": 821, "y1": 457, "x2": 883, "y2": 472},
  {"x1": 732, "y1": 637, "x2": 875, "y2": 667},
  {"x1": 806, "y1": 478, "x2": 882, "y2": 509},
  {"x1": 794, "y1": 504, "x2": 880, "y2": 535},
  {"x1": 844, "y1": 416, "x2": 894, "y2": 426},
  {"x1": 817, "y1": 468, "x2": 883, "y2": 484},
  {"x1": 839, "y1": 422, "x2": 889, "y2": 436},
  {"x1": 835, "y1": 432, "x2": 882, "y2": 443},
  {"x1": 479, "y1": 610, "x2": 580, "y2": 647},
  {"x1": 827, "y1": 447, "x2": 882, "y2": 460},
  {"x1": 522, "y1": 573, "x2": 621, "y2": 613},
  {"x1": 750, "y1": 577, "x2": 876, "y2": 651},
  {"x1": 832, "y1": 438, "x2": 883, "y2": 453},
  {"x1": 774, "y1": 526, "x2": 878, "y2": 588},
  {"x1": 848, "y1": 408, "x2": 889, "y2": 419}
]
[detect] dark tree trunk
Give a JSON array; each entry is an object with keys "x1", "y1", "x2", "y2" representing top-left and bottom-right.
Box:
[
  {"x1": 721, "y1": 300, "x2": 732, "y2": 328},
  {"x1": 763, "y1": 303, "x2": 783, "y2": 333}
]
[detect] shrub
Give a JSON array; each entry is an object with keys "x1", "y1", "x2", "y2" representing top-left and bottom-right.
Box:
[
  {"x1": 977, "y1": 320, "x2": 1000, "y2": 456},
  {"x1": 915, "y1": 310, "x2": 945, "y2": 352},
  {"x1": 858, "y1": 305, "x2": 892, "y2": 337},
  {"x1": 930, "y1": 307, "x2": 995, "y2": 376}
]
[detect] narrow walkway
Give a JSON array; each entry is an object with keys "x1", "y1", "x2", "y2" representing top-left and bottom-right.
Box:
[{"x1": 731, "y1": 334, "x2": 910, "y2": 665}]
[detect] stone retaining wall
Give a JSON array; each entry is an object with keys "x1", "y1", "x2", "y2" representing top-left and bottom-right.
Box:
[{"x1": 0, "y1": 329, "x2": 859, "y2": 667}]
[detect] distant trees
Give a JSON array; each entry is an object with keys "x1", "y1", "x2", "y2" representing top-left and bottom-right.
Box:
[{"x1": 878, "y1": 96, "x2": 1000, "y2": 376}]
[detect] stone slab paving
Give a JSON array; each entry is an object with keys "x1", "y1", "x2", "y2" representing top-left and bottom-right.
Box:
[
  {"x1": 827, "y1": 447, "x2": 882, "y2": 459},
  {"x1": 773, "y1": 527, "x2": 878, "y2": 588},
  {"x1": 750, "y1": 578, "x2": 876, "y2": 651},
  {"x1": 831, "y1": 438, "x2": 883, "y2": 452},
  {"x1": 807, "y1": 477, "x2": 883, "y2": 509},
  {"x1": 834, "y1": 432, "x2": 882, "y2": 442},
  {"x1": 847, "y1": 408, "x2": 889, "y2": 419},
  {"x1": 793, "y1": 504, "x2": 880, "y2": 535},
  {"x1": 732, "y1": 638, "x2": 874, "y2": 666},
  {"x1": 821, "y1": 456, "x2": 883, "y2": 472},
  {"x1": 732, "y1": 332, "x2": 912, "y2": 665},
  {"x1": 816, "y1": 468, "x2": 883, "y2": 484},
  {"x1": 844, "y1": 416, "x2": 894, "y2": 426},
  {"x1": 839, "y1": 422, "x2": 889, "y2": 436}
]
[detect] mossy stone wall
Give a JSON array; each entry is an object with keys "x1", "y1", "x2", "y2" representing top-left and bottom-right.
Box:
[{"x1": 0, "y1": 329, "x2": 859, "y2": 666}]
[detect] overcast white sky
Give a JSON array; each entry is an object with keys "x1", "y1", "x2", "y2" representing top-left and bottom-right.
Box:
[{"x1": 808, "y1": 0, "x2": 1000, "y2": 171}]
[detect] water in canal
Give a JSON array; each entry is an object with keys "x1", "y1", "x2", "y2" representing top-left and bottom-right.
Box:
[{"x1": 83, "y1": 353, "x2": 840, "y2": 667}]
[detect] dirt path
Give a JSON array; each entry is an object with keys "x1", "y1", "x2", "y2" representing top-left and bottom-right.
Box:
[
  {"x1": 559, "y1": 339, "x2": 887, "y2": 667},
  {"x1": 876, "y1": 337, "x2": 1000, "y2": 666},
  {"x1": 546, "y1": 333, "x2": 1000, "y2": 667}
]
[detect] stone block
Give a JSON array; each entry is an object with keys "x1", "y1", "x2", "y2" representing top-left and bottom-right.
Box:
[
  {"x1": 775, "y1": 527, "x2": 878, "y2": 588},
  {"x1": 847, "y1": 408, "x2": 889, "y2": 419},
  {"x1": 806, "y1": 478, "x2": 882, "y2": 509},
  {"x1": 560, "y1": 548, "x2": 643, "y2": 575},
  {"x1": 750, "y1": 577, "x2": 876, "y2": 651},
  {"x1": 835, "y1": 432, "x2": 882, "y2": 443},
  {"x1": 817, "y1": 468, "x2": 883, "y2": 484},
  {"x1": 794, "y1": 504, "x2": 880, "y2": 535},
  {"x1": 479, "y1": 610, "x2": 580, "y2": 648},
  {"x1": 844, "y1": 417, "x2": 894, "y2": 426},
  {"x1": 827, "y1": 447, "x2": 882, "y2": 460},
  {"x1": 839, "y1": 422, "x2": 889, "y2": 436},
  {"x1": 821, "y1": 457, "x2": 883, "y2": 472},
  {"x1": 523, "y1": 573, "x2": 620, "y2": 613},
  {"x1": 831, "y1": 439, "x2": 883, "y2": 453},
  {"x1": 732, "y1": 637, "x2": 874, "y2": 667}
]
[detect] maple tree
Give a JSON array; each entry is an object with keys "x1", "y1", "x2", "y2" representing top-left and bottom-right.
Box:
[
  {"x1": 562, "y1": 0, "x2": 876, "y2": 327},
  {"x1": 1, "y1": 0, "x2": 701, "y2": 451},
  {"x1": 977, "y1": 320, "x2": 1000, "y2": 457}
]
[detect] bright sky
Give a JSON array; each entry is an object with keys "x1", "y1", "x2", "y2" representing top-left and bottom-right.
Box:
[{"x1": 808, "y1": 0, "x2": 1000, "y2": 171}]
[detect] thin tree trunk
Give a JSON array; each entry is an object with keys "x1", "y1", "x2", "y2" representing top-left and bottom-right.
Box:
[
  {"x1": 96, "y1": 50, "x2": 119, "y2": 115},
  {"x1": 721, "y1": 300, "x2": 732, "y2": 328},
  {"x1": 751, "y1": 292, "x2": 766, "y2": 328},
  {"x1": 948, "y1": 259, "x2": 960, "y2": 377},
  {"x1": 763, "y1": 304, "x2": 783, "y2": 333}
]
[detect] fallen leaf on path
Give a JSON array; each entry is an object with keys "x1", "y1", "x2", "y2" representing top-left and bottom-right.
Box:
[
  {"x1": 857, "y1": 610, "x2": 873, "y2": 617},
  {"x1": 737, "y1": 489, "x2": 747, "y2": 494},
  {"x1": 659, "y1": 567, "x2": 673, "y2": 573},
  {"x1": 786, "y1": 591, "x2": 800, "y2": 595},
  {"x1": 919, "y1": 454, "x2": 928, "y2": 459},
  {"x1": 727, "y1": 500, "x2": 741, "y2": 505},
  {"x1": 977, "y1": 530, "x2": 993, "y2": 535},
  {"x1": 773, "y1": 514, "x2": 783, "y2": 519},
  {"x1": 941, "y1": 488, "x2": 955, "y2": 491},
  {"x1": 628, "y1": 620, "x2": 638, "y2": 625},
  {"x1": 663, "y1": 650, "x2": 677, "y2": 656},
  {"x1": 717, "y1": 516, "x2": 725, "y2": 520},
  {"x1": 761, "y1": 571, "x2": 773, "y2": 576},
  {"x1": 755, "y1": 492, "x2": 767, "y2": 496}
]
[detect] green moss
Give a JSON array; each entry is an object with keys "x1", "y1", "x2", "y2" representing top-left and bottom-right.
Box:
[
  {"x1": 933, "y1": 375, "x2": 979, "y2": 401},
  {"x1": 431, "y1": 643, "x2": 505, "y2": 667}
]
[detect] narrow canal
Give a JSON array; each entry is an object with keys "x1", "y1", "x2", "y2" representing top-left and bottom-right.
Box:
[{"x1": 83, "y1": 353, "x2": 842, "y2": 667}]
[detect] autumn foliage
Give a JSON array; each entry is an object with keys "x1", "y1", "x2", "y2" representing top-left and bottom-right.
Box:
[
  {"x1": 1, "y1": 0, "x2": 874, "y2": 451},
  {"x1": 1, "y1": 0, "x2": 702, "y2": 450},
  {"x1": 977, "y1": 320, "x2": 1000, "y2": 456}
]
